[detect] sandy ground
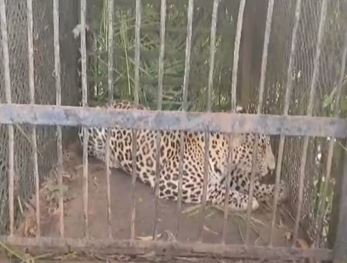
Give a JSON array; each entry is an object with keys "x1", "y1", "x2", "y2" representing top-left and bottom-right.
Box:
[{"x1": 1, "y1": 141, "x2": 306, "y2": 262}]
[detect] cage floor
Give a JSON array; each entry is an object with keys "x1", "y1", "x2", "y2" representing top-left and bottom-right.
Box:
[{"x1": 10, "y1": 141, "x2": 308, "y2": 261}]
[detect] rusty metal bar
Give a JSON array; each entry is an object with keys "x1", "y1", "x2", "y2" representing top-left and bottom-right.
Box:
[
  {"x1": 223, "y1": 0, "x2": 246, "y2": 242},
  {"x1": 152, "y1": 0, "x2": 166, "y2": 240},
  {"x1": 107, "y1": 0, "x2": 114, "y2": 103},
  {"x1": 198, "y1": 0, "x2": 219, "y2": 241},
  {"x1": 292, "y1": 0, "x2": 328, "y2": 245},
  {"x1": 0, "y1": 235, "x2": 333, "y2": 261},
  {"x1": 1, "y1": 104, "x2": 346, "y2": 137},
  {"x1": 245, "y1": 0, "x2": 274, "y2": 245},
  {"x1": 176, "y1": 130, "x2": 185, "y2": 237},
  {"x1": 231, "y1": 0, "x2": 246, "y2": 111},
  {"x1": 105, "y1": 0, "x2": 114, "y2": 240},
  {"x1": 269, "y1": 0, "x2": 302, "y2": 246},
  {"x1": 153, "y1": 132, "x2": 161, "y2": 240},
  {"x1": 198, "y1": 129, "x2": 210, "y2": 241},
  {"x1": 53, "y1": 0, "x2": 65, "y2": 238},
  {"x1": 256, "y1": 0, "x2": 274, "y2": 114},
  {"x1": 133, "y1": 0, "x2": 141, "y2": 104},
  {"x1": 0, "y1": 0, "x2": 14, "y2": 237},
  {"x1": 182, "y1": 0, "x2": 194, "y2": 111},
  {"x1": 80, "y1": 0, "x2": 89, "y2": 239},
  {"x1": 27, "y1": 0, "x2": 41, "y2": 238},
  {"x1": 157, "y1": 0, "x2": 166, "y2": 110},
  {"x1": 130, "y1": 129, "x2": 138, "y2": 240},
  {"x1": 222, "y1": 134, "x2": 233, "y2": 243},
  {"x1": 206, "y1": 0, "x2": 219, "y2": 112},
  {"x1": 176, "y1": 0, "x2": 194, "y2": 237},
  {"x1": 315, "y1": 28, "x2": 347, "y2": 247}
]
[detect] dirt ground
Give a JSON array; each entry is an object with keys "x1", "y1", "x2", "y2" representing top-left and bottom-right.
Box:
[{"x1": 2, "y1": 141, "x2": 307, "y2": 262}]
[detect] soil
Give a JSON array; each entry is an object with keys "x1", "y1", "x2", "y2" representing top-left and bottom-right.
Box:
[{"x1": 5, "y1": 141, "x2": 306, "y2": 262}]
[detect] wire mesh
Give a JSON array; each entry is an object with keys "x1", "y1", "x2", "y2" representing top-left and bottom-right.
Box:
[
  {"x1": 0, "y1": 0, "x2": 79, "y2": 234},
  {"x1": 0, "y1": 0, "x2": 346, "y2": 261}
]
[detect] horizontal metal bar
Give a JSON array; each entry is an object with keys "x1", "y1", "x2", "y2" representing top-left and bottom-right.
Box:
[
  {"x1": 0, "y1": 236, "x2": 332, "y2": 261},
  {"x1": 0, "y1": 104, "x2": 346, "y2": 138}
]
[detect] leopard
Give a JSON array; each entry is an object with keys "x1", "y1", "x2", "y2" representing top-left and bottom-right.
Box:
[{"x1": 78, "y1": 100, "x2": 288, "y2": 211}]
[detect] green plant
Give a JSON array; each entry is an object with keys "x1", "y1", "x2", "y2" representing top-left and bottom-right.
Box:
[{"x1": 89, "y1": 0, "x2": 238, "y2": 111}]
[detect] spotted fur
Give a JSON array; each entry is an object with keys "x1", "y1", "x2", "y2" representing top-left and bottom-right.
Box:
[{"x1": 78, "y1": 100, "x2": 288, "y2": 211}]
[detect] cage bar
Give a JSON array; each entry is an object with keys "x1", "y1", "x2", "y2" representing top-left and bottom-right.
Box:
[
  {"x1": 222, "y1": 134, "x2": 233, "y2": 244},
  {"x1": 245, "y1": 0, "x2": 274, "y2": 245},
  {"x1": 0, "y1": 0, "x2": 15, "y2": 237},
  {"x1": 27, "y1": 0, "x2": 41, "y2": 238},
  {"x1": 176, "y1": 0, "x2": 194, "y2": 238},
  {"x1": 222, "y1": 0, "x2": 247, "y2": 243},
  {"x1": 176, "y1": 130, "x2": 185, "y2": 237},
  {"x1": 153, "y1": 132, "x2": 161, "y2": 240},
  {"x1": 105, "y1": 0, "x2": 115, "y2": 240},
  {"x1": 269, "y1": 0, "x2": 302, "y2": 246},
  {"x1": 206, "y1": 0, "x2": 219, "y2": 112},
  {"x1": 53, "y1": 0, "x2": 65, "y2": 238},
  {"x1": 198, "y1": 129, "x2": 210, "y2": 241},
  {"x1": 133, "y1": 0, "x2": 141, "y2": 104},
  {"x1": 198, "y1": 0, "x2": 219, "y2": 241},
  {"x1": 80, "y1": 0, "x2": 89, "y2": 239},
  {"x1": 293, "y1": 0, "x2": 328, "y2": 245},
  {"x1": 152, "y1": 0, "x2": 166, "y2": 240},
  {"x1": 130, "y1": 129, "x2": 138, "y2": 240},
  {"x1": 315, "y1": 27, "x2": 347, "y2": 246},
  {"x1": 182, "y1": 0, "x2": 194, "y2": 111},
  {"x1": 231, "y1": 0, "x2": 246, "y2": 111},
  {"x1": 157, "y1": 0, "x2": 166, "y2": 111},
  {"x1": 1, "y1": 104, "x2": 346, "y2": 137},
  {"x1": 0, "y1": 235, "x2": 333, "y2": 261}
]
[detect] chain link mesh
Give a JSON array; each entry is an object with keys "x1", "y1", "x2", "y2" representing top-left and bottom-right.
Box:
[
  {"x1": 0, "y1": 0, "x2": 79, "y2": 233},
  {"x1": 264, "y1": 0, "x2": 347, "y2": 244}
]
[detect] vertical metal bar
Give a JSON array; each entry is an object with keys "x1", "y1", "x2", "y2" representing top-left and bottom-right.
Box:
[
  {"x1": 152, "y1": 132, "x2": 161, "y2": 240},
  {"x1": 107, "y1": 0, "x2": 114, "y2": 103},
  {"x1": 333, "y1": 140, "x2": 347, "y2": 263},
  {"x1": 130, "y1": 4, "x2": 141, "y2": 239},
  {"x1": 53, "y1": 0, "x2": 65, "y2": 238},
  {"x1": 0, "y1": 0, "x2": 14, "y2": 237},
  {"x1": 198, "y1": 129, "x2": 210, "y2": 241},
  {"x1": 315, "y1": 28, "x2": 347, "y2": 247},
  {"x1": 80, "y1": 0, "x2": 89, "y2": 239},
  {"x1": 245, "y1": 0, "x2": 274, "y2": 245},
  {"x1": 222, "y1": 134, "x2": 233, "y2": 244},
  {"x1": 223, "y1": 0, "x2": 246, "y2": 243},
  {"x1": 157, "y1": 0, "x2": 166, "y2": 111},
  {"x1": 182, "y1": 0, "x2": 194, "y2": 111},
  {"x1": 256, "y1": 0, "x2": 274, "y2": 114},
  {"x1": 176, "y1": 0, "x2": 193, "y2": 237},
  {"x1": 130, "y1": 129, "x2": 137, "y2": 240},
  {"x1": 198, "y1": 0, "x2": 219, "y2": 242},
  {"x1": 231, "y1": 0, "x2": 246, "y2": 111},
  {"x1": 133, "y1": 0, "x2": 141, "y2": 104},
  {"x1": 269, "y1": 0, "x2": 302, "y2": 246},
  {"x1": 27, "y1": 0, "x2": 41, "y2": 238},
  {"x1": 206, "y1": 0, "x2": 219, "y2": 112},
  {"x1": 292, "y1": 0, "x2": 328, "y2": 245},
  {"x1": 153, "y1": 0, "x2": 166, "y2": 240},
  {"x1": 176, "y1": 130, "x2": 185, "y2": 237},
  {"x1": 106, "y1": 0, "x2": 114, "y2": 240}
]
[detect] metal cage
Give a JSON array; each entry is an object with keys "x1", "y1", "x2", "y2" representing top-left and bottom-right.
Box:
[{"x1": 0, "y1": 0, "x2": 347, "y2": 262}]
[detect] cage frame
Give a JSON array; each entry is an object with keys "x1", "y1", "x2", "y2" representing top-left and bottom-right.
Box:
[{"x1": 0, "y1": 0, "x2": 347, "y2": 262}]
